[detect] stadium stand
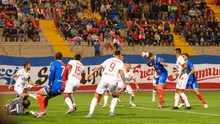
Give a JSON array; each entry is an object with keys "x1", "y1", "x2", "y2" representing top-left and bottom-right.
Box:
[{"x1": 0, "y1": 0, "x2": 219, "y2": 57}]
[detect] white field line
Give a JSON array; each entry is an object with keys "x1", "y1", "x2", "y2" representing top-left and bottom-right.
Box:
[{"x1": 130, "y1": 106, "x2": 220, "y2": 117}]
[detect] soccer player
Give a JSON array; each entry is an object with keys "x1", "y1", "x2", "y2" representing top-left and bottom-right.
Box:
[
  {"x1": 64, "y1": 54, "x2": 86, "y2": 114},
  {"x1": 103, "y1": 61, "x2": 140, "y2": 107},
  {"x1": 8, "y1": 62, "x2": 37, "y2": 98},
  {"x1": 85, "y1": 50, "x2": 126, "y2": 118},
  {"x1": 142, "y1": 52, "x2": 168, "y2": 108},
  {"x1": 178, "y1": 53, "x2": 208, "y2": 108},
  {"x1": 32, "y1": 52, "x2": 68, "y2": 118},
  {"x1": 102, "y1": 55, "x2": 125, "y2": 108},
  {"x1": 152, "y1": 71, "x2": 158, "y2": 102},
  {"x1": 172, "y1": 48, "x2": 191, "y2": 110}
]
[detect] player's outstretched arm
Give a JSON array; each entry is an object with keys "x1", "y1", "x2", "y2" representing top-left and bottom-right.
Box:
[
  {"x1": 133, "y1": 78, "x2": 139, "y2": 91},
  {"x1": 158, "y1": 58, "x2": 168, "y2": 67},
  {"x1": 8, "y1": 74, "x2": 17, "y2": 90},
  {"x1": 28, "y1": 78, "x2": 37, "y2": 86},
  {"x1": 87, "y1": 65, "x2": 103, "y2": 79}
]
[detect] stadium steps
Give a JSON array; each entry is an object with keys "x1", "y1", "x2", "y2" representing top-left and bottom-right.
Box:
[
  {"x1": 170, "y1": 26, "x2": 196, "y2": 56},
  {"x1": 39, "y1": 20, "x2": 73, "y2": 57}
]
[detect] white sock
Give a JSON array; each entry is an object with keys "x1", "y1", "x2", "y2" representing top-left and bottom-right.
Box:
[
  {"x1": 89, "y1": 98, "x2": 97, "y2": 115},
  {"x1": 180, "y1": 93, "x2": 190, "y2": 107},
  {"x1": 69, "y1": 94, "x2": 76, "y2": 107},
  {"x1": 110, "y1": 98, "x2": 118, "y2": 113},
  {"x1": 152, "y1": 90, "x2": 156, "y2": 100},
  {"x1": 65, "y1": 97, "x2": 73, "y2": 109},
  {"x1": 104, "y1": 95, "x2": 109, "y2": 105},
  {"x1": 174, "y1": 93, "x2": 179, "y2": 107}
]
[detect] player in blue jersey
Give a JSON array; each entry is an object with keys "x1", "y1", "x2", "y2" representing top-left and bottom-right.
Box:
[
  {"x1": 32, "y1": 52, "x2": 68, "y2": 118},
  {"x1": 142, "y1": 52, "x2": 168, "y2": 108},
  {"x1": 178, "y1": 53, "x2": 208, "y2": 108}
]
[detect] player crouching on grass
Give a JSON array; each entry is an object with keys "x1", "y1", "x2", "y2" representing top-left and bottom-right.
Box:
[
  {"x1": 142, "y1": 52, "x2": 168, "y2": 108},
  {"x1": 63, "y1": 54, "x2": 87, "y2": 114},
  {"x1": 178, "y1": 53, "x2": 208, "y2": 108}
]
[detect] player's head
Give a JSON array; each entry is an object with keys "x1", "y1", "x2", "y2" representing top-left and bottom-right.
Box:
[
  {"x1": 120, "y1": 54, "x2": 124, "y2": 61},
  {"x1": 55, "y1": 52, "x2": 63, "y2": 60},
  {"x1": 23, "y1": 62, "x2": 31, "y2": 70},
  {"x1": 174, "y1": 48, "x2": 181, "y2": 56},
  {"x1": 113, "y1": 50, "x2": 122, "y2": 58},
  {"x1": 142, "y1": 51, "x2": 154, "y2": 62},
  {"x1": 125, "y1": 62, "x2": 131, "y2": 71},
  {"x1": 182, "y1": 53, "x2": 189, "y2": 61},
  {"x1": 75, "y1": 54, "x2": 81, "y2": 61},
  {"x1": 23, "y1": 99, "x2": 31, "y2": 109}
]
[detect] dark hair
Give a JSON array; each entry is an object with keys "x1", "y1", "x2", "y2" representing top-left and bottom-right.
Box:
[
  {"x1": 114, "y1": 50, "x2": 121, "y2": 56},
  {"x1": 182, "y1": 53, "x2": 189, "y2": 57},
  {"x1": 75, "y1": 54, "x2": 81, "y2": 60},
  {"x1": 125, "y1": 62, "x2": 131, "y2": 65},
  {"x1": 55, "y1": 52, "x2": 63, "y2": 60},
  {"x1": 175, "y1": 48, "x2": 181, "y2": 54},
  {"x1": 23, "y1": 62, "x2": 30, "y2": 68},
  {"x1": 23, "y1": 100, "x2": 31, "y2": 109}
]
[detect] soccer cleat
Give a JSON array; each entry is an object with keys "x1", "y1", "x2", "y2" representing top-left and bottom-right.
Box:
[
  {"x1": 152, "y1": 98, "x2": 155, "y2": 102},
  {"x1": 172, "y1": 106, "x2": 179, "y2": 109},
  {"x1": 36, "y1": 111, "x2": 47, "y2": 118},
  {"x1": 85, "y1": 114, "x2": 92, "y2": 118},
  {"x1": 184, "y1": 106, "x2": 192, "y2": 110},
  {"x1": 102, "y1": 104, "x2": 107, "y2": 108},
  {"x1": 130, "y1": 102, "x2": 136, "y2": 107},
  {"x1": 30, "y1": 111, "x2": 39, "y2": 117},
  {"x1": 73, "y1": 106, "x2": 77, "y2": 111},
  {"x1": 117, "y1": 98, "x2": 121, "y2": 103},
  {"x1": 204, "y1": 104, "x2": 208, "y2": 108},
  {"x1": 66, "y1": 108, "x2": 75, "y2": 114},
  {"x1": 178, "y1": 103, "x2": 186, "y2": 108},
  {"x1": 109, "y1": 112, "x2": 115, "y2": 117},
  {"x1": 29, "y1": 94, "x2": 37, "y2": 99}
]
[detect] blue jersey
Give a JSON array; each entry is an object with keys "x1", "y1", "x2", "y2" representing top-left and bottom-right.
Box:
[
  {"x1": 45, "y1": 60, "x2": 68, "y2": 96},
  {"x1": 186, "y1": 60, "x2": 196, "y2": 80},
  {"x1": 153, "y1": 55, "x2": 168, "y2": 75}
]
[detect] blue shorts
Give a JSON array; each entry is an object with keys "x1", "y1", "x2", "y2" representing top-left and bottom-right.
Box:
[
  {"x1": 156, "y1": 73, "x2": 168, "y2": 85},
  {"x1": 44, "y1": 83, "x2": 63, "y2": 96},
  {"x1": 186, "y1": 78, "x2": 198, "y2": 89}
]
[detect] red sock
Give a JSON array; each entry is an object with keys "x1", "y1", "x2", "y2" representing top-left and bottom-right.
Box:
[
  {"x1": 117, "y1": 90, "x2": 123, "y2": 97},
  {"x1": 37, "y1": 95, "x2": 45, "y2": 112},
  {"x1": 157, "y1": 89, "x2": 164, "y2": 104},
  {"x1": 197, "y1": 94, "x2": 207, "y2": 104},
  {"x1": 179, "y1": 95, "x2": 185, "y2": 104},
  {"x1": 44, "y1": 96, "x2": 49, "y2": 108}
]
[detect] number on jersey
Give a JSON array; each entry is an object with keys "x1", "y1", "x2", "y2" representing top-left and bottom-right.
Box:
[
  {"x1": 108, "y1": 62, "x2": 116, "y2": 72},
  {"x1": 74, "y1": 65, "x2": 83, "y2": 76}
]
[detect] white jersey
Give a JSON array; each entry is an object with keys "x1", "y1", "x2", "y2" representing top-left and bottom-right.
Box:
[
  {"x1": 101, "y1": 58, "x2": 124, "y2": 83},
  {"x1": 14, "y1": 69, "x2": 30, "y2": 88},
  {"x1": 68, "y1": 60, "x2": 85, "y2": 81},
  {"x1": 124, "y1": 70, "x2": 135, "y2": 84},
  {"x1": 176, "y1": 56, "x2": 186, "y2": 74}
]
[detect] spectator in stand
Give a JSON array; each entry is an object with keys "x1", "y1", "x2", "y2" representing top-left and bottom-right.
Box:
[
  {"x1": 18, "y1": 27, "x2": 26, "y2": 42},
  {"x1": 81, "y1": 0, "x2": 88, "y2": 9},
  {"x1": 36, "y1": 7, "x2": 44, "y2": 19},
  {"x1": 160, "y1": 31, "x2": 169, "y2": 46},
  {"x1": 0, "y1": 19, "x2": 5, "y2": 28},
  {"x1": 168, "y1": 12, "x2": 175, "y2": 26},
  {"x1": 34, "y1": 29, "x2": 40, "y2": 42},
  {"x1": 113, "y1": 36, "x2": 120, "y2": 50},
  {"x1": 139, "y1": 31, "x2": 145, "y2": 46},
  {"x1": 127, "y1": 30, "x2": 134, "y2": 46},
  {"x1": 154, "y1": 32, "x2": 160, "y2": 45},
  {"x1": 104, "y1": 36, "x2": 113, "y2": 50},
  {"x1": 27, "y1": 26, "x2": 34, "y2": 41},
  {"x1": 73, "y1": 34, "x2": 83, "y2": 46},
  {"x1": 91, "y1": 33, "x2": 98, "y2": 46},
  {"x1": 11, "y1": 27, "x2": 18, "y2": 42},
  {"x1": 87, "y1": 33, "x2": 92, "y2": 46},
  {"x1": 94, "y1": 39, "x2": 101, "y2": 56},
  {"x1": 3, "y1": 26, "x2": 10, "y2": 42},
  {"x1": 168, "y1": 33, "x2": 173, "y2": 46}
]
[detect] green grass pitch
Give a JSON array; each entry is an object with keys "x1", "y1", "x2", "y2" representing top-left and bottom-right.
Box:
[{"x1": 1, "y1": 92, "x2": 220, "y2": 124}]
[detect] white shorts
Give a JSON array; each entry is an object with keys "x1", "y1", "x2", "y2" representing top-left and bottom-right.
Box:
[
  {"x1": 176, "y1": 73, "x2": 189, "y2": 89},
  {"x1": 14, "y1": 85, "x2": 24, "y2": 96},
  {"x1": 96, "y1": 81, "x2": 118, "y2": 95},
  {"x1": 64, "y1": 79, "x2": 80, "y2": 93},
  {"x1": 125, "y1": 84, "x2": 133, "y2": 94}
]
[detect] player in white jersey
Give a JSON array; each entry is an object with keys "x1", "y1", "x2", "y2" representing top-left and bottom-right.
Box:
[
  {"x1": 102, "y1": 55, "x2": 124, "y2": 107},
  {"x1": 85, "y1": 50, "x2": 126, "y2": 118},
  {"x1": 8, "y1": 62, "x2": 37, "y2": 98},
  {"x1": 172, "y1": 48, "x2": 191, "y2": 110},
  {"x1": 64, "y1": 54, "x2": 86, "y2": 114}
]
